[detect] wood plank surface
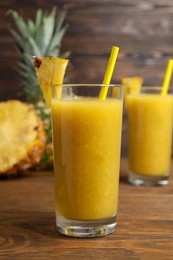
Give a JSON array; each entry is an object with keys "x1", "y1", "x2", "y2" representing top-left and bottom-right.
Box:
[{"x1": 0, "y1": 158, "x2": 173, "y2": 259}]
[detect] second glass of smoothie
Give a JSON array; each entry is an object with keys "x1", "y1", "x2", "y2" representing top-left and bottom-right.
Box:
[{"x1": 127, "y1": 87, "x2": 173, "y2": 186}]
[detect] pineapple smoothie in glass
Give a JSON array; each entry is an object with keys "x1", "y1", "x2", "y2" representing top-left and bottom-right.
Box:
[
  {"x1": 52, "y1": 84, "x2": 123, "y2": 237},
  {"x1": 127, "y1": 87, "x2": 173, "y2": 186}
]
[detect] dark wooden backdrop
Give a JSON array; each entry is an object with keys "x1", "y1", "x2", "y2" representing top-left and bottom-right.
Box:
[
  {"x1": 1, "y1": 0, "x2": 173, "y2": 99},
  {"x1": 0, "y1": 0, "x2": 173, "y2": 155}
]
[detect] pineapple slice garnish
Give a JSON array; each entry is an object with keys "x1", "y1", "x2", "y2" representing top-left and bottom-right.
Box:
[
  {"x1": 121, "y1": 77, "x2": 143, "y2": 103},
  {"x1": 121, "y1": 77, "x2": 143, "y2": 95},
  {"x1": 0, "y1": 100, "x2": 45, "y2": 176},
  {"x1": 34, "y1": 57, "x2": 69, "y2": 107}
]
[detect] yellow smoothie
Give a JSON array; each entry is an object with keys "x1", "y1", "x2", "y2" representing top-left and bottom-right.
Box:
[
  {"x1": 52, "y1": 98, "x2": 123, "y2": 220},
  {"x1": 127, "y1": 94, "x2": 173, "y2": 176}
]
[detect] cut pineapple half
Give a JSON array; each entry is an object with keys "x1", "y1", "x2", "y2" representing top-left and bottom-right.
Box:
[
  {"x1": 34, "y1": 57, "x2": 69, "y2": 107},
  {"x1": 0, "y1": 100, "x2": 45, "y2": 176}
]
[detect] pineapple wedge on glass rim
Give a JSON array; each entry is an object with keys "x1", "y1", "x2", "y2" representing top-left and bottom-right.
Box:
[
  {"x1": 34, "y1": 57, "x2": 69, "y2": 107},
  {"x1": 121, "y1": 77, "x2": 143, "y2": 100},
  {"x1": 0, "y1": 100, "x2": 46, "y2": 176}
]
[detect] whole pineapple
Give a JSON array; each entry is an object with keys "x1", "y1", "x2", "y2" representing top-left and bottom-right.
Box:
[
  {"x1": 0, "y1": 100, "x2": 46, "y2": 176},
  {"x1": 8, "y1": 7, "x2": 70, "y2": 169}
]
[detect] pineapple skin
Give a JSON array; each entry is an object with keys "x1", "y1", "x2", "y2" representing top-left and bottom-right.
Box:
[
  {"x1": 33, "y1": 101, "x2": 53, "y2": 170},
  {"x1": 0, "y1": 100, "x2": 46, "y2": 176}
]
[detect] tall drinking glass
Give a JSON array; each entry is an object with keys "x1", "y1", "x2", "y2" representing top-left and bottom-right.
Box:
[
  {"x1": 127, "y1": 87, "x2": 173, "y2": 186},
  {"x1": 51, "y1": 84, "x2": 123, "y2": 237}
]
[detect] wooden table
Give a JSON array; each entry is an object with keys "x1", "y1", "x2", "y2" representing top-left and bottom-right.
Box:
[{"x1": 0, "y1": 158, "x2": 173, "y2": 259}]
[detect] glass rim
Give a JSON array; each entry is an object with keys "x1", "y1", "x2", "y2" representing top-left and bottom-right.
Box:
[
  {"x1": 142, "y1": 86, "x2": 164, "y2": 90},
  {"x1": 139, "y1": 86, "x2": 173, "y2": 94},
  {"x1": 52, "y1": 83, "x2": 123, "y2": 89}
]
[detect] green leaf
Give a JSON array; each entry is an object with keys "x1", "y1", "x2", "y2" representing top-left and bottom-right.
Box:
[
  {"x1": 54, "y1": 9, "x2": 67, "y2": 33},
  {"x1": 47, "y1": 24, "x2": 68, "y2": 55},
  {"x1": 60, "y1": 51, "x2": 70, "y2": 59},
  {"x1": 8, "y1": 28, "x2": 26, "y2": 50},
  {"x1": 22, "y1": 52, "x2": 33, "y2": 62},
  {"x1": 17, "y1": 62, "x2": 35, "y2": 76},
  {"x1": 8, "y1": 11, "x2": 41, "y2": 55},
  {"x1": 41, "y1": 7, "x2": 56, "y2": 54},
  {"x1": 27, "y1": 19, "x2": 35, "y2": 37},
  {"x1": 27, "y1": 37, "x2": 42, "y2": 56},
  {"x1": 8, "y1": 10, "x2": 32, "y2": 39},
  {"x1": 35, "y1": 9, "x2": 43, "y2": 30},
  {"x1": 35, "y1": 9, "x2": 44, "y2": 49}
]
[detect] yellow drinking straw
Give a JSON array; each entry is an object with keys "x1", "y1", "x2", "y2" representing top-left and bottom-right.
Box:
[
  {"x1": 99, "y1": 46, "x2": 119, "y2": 100},
  {"x1": 161, "y1": 59, "x2": 173, "y2": 95}
]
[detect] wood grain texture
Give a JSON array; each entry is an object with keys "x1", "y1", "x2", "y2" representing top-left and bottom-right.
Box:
[{"x1": 0, "y1": 159, "x2": 173, "y2": 259}]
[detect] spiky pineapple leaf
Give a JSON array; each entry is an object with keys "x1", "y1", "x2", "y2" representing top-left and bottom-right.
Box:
[
  {"x1": 21, "y1": 53, "x2": 34, "y2": 67},
  {"x1": 27, "y1": 37, "x2": 42, "y2": 56},
  {"x1": 8, "y1": 28, "x2": 26, "y2": 51},
  {"x1": 17, "y1": 62, "x2": 36, "y2": 80},
  {"x1": 8, "y1": 10, "x2": 32, "y2": 40},
  {"x1": 35, "y1": 9, "x2": 43, "y2": 29},
  {"x1": 54, "y1": 9, "x2": 67, "y2": 33},
  {"x1": 34, "y1": 7, "x2": 56, "y2": 55},
  {"x1": 34, "y1": 10, "x2": 44, "y2": 49},
  {"x1": 41, "y1": 7, "x2": 56, "y2": 54},
  {"x1": 60, "y1": 51, "x2": 71, "y2": 59},
  {"x1": 27, "y1": 19, "x2": 35, "y2": 36},
  {"x1": 48, "y1": 25, "x2": 69, "y2": 55}
]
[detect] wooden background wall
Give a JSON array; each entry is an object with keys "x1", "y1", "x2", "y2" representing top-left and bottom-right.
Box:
[{"x1": 0, "y1": 0, "x2": 173, "y2": 155}]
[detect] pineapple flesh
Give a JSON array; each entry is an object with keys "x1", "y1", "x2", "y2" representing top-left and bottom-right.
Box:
[
  {"x1": 0, "y1": 100, "x2": 46, "y2": 176},
  {"x1": 34, "y1": 57, "x2": 69, "y2": 106}
]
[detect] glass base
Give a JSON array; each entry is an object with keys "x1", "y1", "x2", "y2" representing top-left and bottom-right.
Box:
[
  {"x1": 128, "y1": 171, "x2": 169, "y2": 186},
  {"x1": 56, "y1": 213, "x2": 117, "y2": 238}
]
